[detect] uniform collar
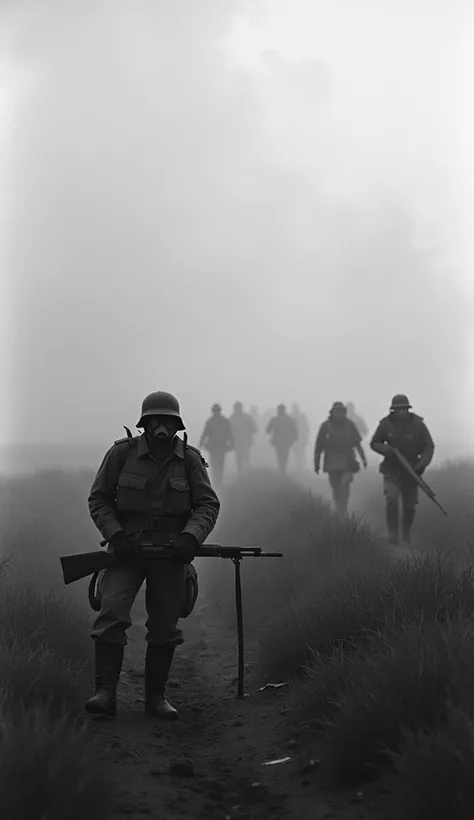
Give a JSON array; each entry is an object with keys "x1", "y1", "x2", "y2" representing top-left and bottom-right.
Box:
[{"x1": 137, "y1": 433, "x2": 185, "y2": 459}]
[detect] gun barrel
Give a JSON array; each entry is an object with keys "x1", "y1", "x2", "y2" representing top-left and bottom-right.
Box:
[
  {"x1": 196, "y1": 547, "x2": 282, "y2": 558},
  {"x1": 131, "y1": 544, "x2": 276, "y2": 557}
]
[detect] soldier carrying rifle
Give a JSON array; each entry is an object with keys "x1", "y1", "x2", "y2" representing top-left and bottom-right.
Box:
[
  {"x1": 370, "y1": 394, "x2": 435, "y2": 545},
  {"x1": 85, "y1": 391, "x2": 220, "y2": 720}
]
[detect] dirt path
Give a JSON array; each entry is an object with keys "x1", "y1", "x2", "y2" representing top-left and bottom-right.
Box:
[{"x1": 89, "y1": 595, "x2": 384, "y2": 820}]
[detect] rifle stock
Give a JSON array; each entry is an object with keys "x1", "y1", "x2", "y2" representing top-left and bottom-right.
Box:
[{"x1": 60, "y1": 551, "x2": 118, "y2": 584}]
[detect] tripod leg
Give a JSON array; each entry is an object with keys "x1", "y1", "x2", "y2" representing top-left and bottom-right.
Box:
[{"x1": 233, "y1": 558, "x2": 245, "y2": 699}]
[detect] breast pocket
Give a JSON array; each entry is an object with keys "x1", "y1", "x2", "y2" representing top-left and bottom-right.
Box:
[
  {"x1": 167, "y1": 477, "x2": 192, "y2": 516},
  {"x1": 115, "y1": 473, "x2": 150, "y2": 514}
]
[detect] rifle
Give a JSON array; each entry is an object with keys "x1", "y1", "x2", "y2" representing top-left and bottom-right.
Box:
[
  {"x1": 391, "y1": 448, "x2": 448, "y2": 516},
  {"x1": 60, "y1": 542, "x2": 282, "y2": 699}
]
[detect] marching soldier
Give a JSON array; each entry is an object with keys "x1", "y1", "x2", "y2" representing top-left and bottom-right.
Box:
[
  {"x1": 199, "y1": 403, "x2": 234, "y2": 487},
  {"x1": 266, "y1": 404, "x2": 298, "y2": 473},
  {"x1": 229, "y1": 402, "x2": 258, "y2": 475},
  {"x1": 290, "y1": 403, "x2": 310, "y2": 471},
  {"x1": 85, "y1": 391, "x2": 220, "y2": 719},
  {"x1": 314, "y1": 401, "x2": 367, "y2": 515},
  {"x1": 370, "y1": 394, "x2": 434, "y2": 544},
  {"x1": 346, "y1": 401, "x2": 369, "y2": 439}
]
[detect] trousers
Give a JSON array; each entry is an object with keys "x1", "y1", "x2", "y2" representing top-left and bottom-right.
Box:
[
  {"x1": 235, "y1": 446, "x2": 251, "y2": 475},
  {"x1": 383, "y1": 476, "x2": 419, "y2": 510},
  {"x1": 328, "y1": 470, "x2": 353, "y2": 514},
  {"x1": 209, "y1": 450, "x2": 226, "y2": 487},
  {"x1": 91, "y1": 559, "x2": 186, "y2": 647},
  {"x1": 274, "y1": 446, "x2": 291, "y2": 473}
]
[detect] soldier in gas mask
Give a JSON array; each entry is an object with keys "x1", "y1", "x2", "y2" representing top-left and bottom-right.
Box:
[{"x1": 85, "y1": 391, "x2": 220, "y2": 719}]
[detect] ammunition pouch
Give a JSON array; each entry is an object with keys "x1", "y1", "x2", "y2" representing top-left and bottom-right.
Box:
[
  {"x1": 89, "y1": 571, "x2": 102, "y2": 612},
  {"x1": 180, "y1": 564, "x2": 199, "y2": 619}
]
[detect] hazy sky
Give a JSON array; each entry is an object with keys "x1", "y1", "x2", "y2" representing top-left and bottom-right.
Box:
[{"x1": 1, "y1": 0, "x2": 473, "y2": 454}]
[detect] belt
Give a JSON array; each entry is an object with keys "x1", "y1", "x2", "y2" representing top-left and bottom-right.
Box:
[
  {"x1": 148, "y1": 516, "x2": 178, "y2": 530},
  {"x1": 121, "y1": 515, "x2": 188, "y2": 532}
]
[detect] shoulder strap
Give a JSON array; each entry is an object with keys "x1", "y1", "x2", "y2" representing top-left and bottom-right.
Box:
[
  {"x1": 113, "y1": 425, "x2": 134, "y2": 446},
  {"x1": 183, "y1": 433, "x2": 209, "y2": 469},
  {"x1": 113, "y1": 426, "x2": 139, "y2": 472}
]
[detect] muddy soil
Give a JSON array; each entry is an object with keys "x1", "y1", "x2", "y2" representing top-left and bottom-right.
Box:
[{"x1": 88, "y1": 593, "x2": 387, "y2": 820}]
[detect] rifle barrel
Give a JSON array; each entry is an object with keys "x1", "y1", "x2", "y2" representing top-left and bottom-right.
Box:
[{"x1": 134, "y1": 544, "x2": 283, "y2": 558}]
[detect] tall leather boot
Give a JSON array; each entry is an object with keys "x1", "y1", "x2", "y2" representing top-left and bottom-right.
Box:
[
  {"x1": 145, "y1": 643, "x2": 179, "y2": 720},
  {"x1": 402, "y1": 507, "x2": 416, "y2": 545},
  {"x1": 84, "y1": 641, "x2": 124, "y2": 717},
  {"x1": 386, "y1": 501, "x2": 399, "y2": 545}
]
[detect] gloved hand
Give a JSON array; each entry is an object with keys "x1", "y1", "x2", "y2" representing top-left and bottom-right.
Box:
[
  {"x1": 381, "y1": 444, "x2": 395, "y2": 457},
  {"x1": 414, "y1": 461, "x2": 426, "y2": 475},
  {"x1": 110, "y1": 531, "x2": 138, "y2": 558},
  {"x1": 170, "y1": 533, "x2": 198, "y2": 564}
]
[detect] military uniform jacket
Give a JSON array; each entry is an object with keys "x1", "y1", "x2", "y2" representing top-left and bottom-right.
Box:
[
  {"x1": 200, "y1": 415, "x2": 234, "y2": 454},
  {"x1": 266, "y1": 415, "x2": 298, "y2": 449},
  {"x1": 370, "y1": 413, "x2": 434, "y2": 478},
  {"x1": 88, "y1": 434, "x2": 220, "y2": 545},
  {"x1": 314, "y1": 418, "x2": 361, "y2": 473}
]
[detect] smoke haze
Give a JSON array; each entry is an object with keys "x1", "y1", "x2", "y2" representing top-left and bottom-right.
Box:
[{"x1": 1, "y1": 0, "x2": 473, "y2": 467}]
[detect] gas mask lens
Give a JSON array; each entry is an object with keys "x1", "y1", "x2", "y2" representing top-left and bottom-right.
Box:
[{"x1": 147, "y1": 417, "x2": 175, "y2": 439}]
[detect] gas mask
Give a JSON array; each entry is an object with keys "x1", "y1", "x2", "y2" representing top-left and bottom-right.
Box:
[{"x1": 144, "y1": 416, "x2": 180, "y2": 453}]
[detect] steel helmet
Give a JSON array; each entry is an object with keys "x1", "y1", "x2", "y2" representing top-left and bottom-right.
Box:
[
  {"x1": 390, "y1": 394, "x2": 412, "y2": 410},
  {"x1": 136, "y1": 391, "x2": 185, "y2": 429},
  {"x1": 330, "y1": 401, "x2": 346, "y2": 412}
]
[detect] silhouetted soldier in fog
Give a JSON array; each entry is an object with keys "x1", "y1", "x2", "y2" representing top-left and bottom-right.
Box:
[
  {"x1": 249, "y1": 405, "x2": 269, "y2": 466},
  {"x1": 346, "y1": 402, "x2": 369, "y2": 439},
  {"x1": 250, "y1": 405, "x2": 260, "y2": 424},
  {"x1": 266, "y1": 405, "x2": 298, "y2": 473},
  {"x1": 314, "y1": 402, "x2": 367, "y2": 515},
  {"x1": 370, "y1": 394, "x2": 434, "y2": 545},
  {"x1": 199, "y1": 404, "x2": 234, "y2": 487},
  {"x1": 85, "y1": 391, "x2": 220, "y2": 720},
  {"x1": 229, "y1": 402, "x2": 258, "y2": 475},
  {"x1": 291, "y1": 403, "x2": 310, "y2": 470}
]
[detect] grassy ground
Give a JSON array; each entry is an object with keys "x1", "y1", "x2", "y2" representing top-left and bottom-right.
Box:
[
  {"x1": 200, "y1": 468, "x2": 389, "y2": 639},
  {"x1": 387, "y1": 703, "x2": 474, "y2": 820},
  {"x1": 207, "y1": 461, "x2": 474, "y2": 818},
  {"x1": 351, "y1": 458, "x2": 474, "y2": 556},
  {"x1": 0, "y1": 468, "x2": 97, "y2": 594},
  {"x1": 2, "y1": 459, "x2": 473, "y2": 818},
  {"x1": 0, "y1": 470, "x2": 112, "y2": 820}
]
